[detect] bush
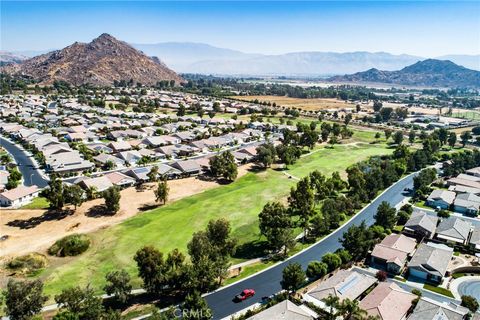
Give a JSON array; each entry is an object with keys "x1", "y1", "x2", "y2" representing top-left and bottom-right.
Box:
[
  {"x1": 6, "y1": 253, "x2": 48, "y2": 275},
  {"x1": 437, "y1": 209, "x2": 450, "y2": 218},
  {"x1": 321, "y1": 253, "x2": 342, "y2": 272},
  {"x1": 376, "y1": 270, "x2": 387, "y2": 282},
  {"x1": 461, "y1": 295, "x2": 479, "y2": 313},
  {"x1": 48, "y1": 234, "x2": 90, "y2": 257},
  {"x1": 306, "y1": 261, "x2": 328, "y2": 279}
]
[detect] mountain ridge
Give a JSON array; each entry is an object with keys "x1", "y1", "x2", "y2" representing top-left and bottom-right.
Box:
[
  {"x1": 328, "y1": 59, "x2": 480, "y2": 88},
  {"x1": 1, "y1": 33, "x2": 183, "y2": 86}
]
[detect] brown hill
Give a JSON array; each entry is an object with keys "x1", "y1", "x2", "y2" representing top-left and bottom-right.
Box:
[{"x1": 1, "y1": 33, "x2": 183, "y2": 86}]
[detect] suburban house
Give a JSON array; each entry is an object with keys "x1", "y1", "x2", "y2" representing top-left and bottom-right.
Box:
[
  {"x1": 0, "y1": 185, "x2": 40, "y2": 208},
  {"x1": 108, "y1": 141, "x2": 132, "y2": 152},
  {"x1": 435, "y1": 217, "x2": 472, "y2": 245},
  {"x1": 359, "y1": 282, "x2": 416, "y2": 320},
  {"x1": 403, "y1": 210, "x2": 438, "y2": 239},
  {"x1": 446, "y1": 177, "x2": 480, "y2": 190},
  {"x1": 370, "y1": 234, "x2": 417, "y2": 274},
  {"x1": 407, "y1": 242, "x2": 453, "y2": 283},
  {"x1": 407, "y1": 297, "x2": 469, "y2": 320},
  {"x1": 78, "y1": 176, "x2": 113, "y2": 193},
  {"x1": 303, "y1": 269, "x2": 377, "y2": 308},
  {"x1": 45, "y1": 151, "x2": 94, "y2": 175},
  {"x1": 247, "y1": 300, "x2": 317, "y2": 320},
  {"x1": 104, "y1": 172, "x2": 136, "y2": 188},
  {"x1": 93, "y1": 153, "x2": 126, "y2": 169},
  {"x1": 118, "y1": 150, "x2": 142, "y2": 165},
  {"x1": 469, "y1": 228, "x2": 480, "y2": 252},
  {"x1": 426, "y1": 190, "x2": 456, "y2": 210},
  {"x1": 448, "y1": 185, "x2": 480, "y2": 195},
  {"x1": 453, "y1": 192, "x2": 480, "y2": 216},
  {"x1": 157, "y1": 164, "x2": 182, "y2": 179},
  {"x1": 123, "y1": 167, "x2": 151, "y2": 182},
  {"x1": 171, "y1": 160, "x2": 202, "y2": 176},
  {"x1": 465, "y1": 166, "x2": 480, "y2": 177}
]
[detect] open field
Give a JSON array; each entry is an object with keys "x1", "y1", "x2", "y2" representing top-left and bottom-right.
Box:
[
  {"x1": 26, "y1": 139, "x2": 390, "y2": 299},
  {"x1": 229, "y1": 95, "x2": 356, "y2": 111}
]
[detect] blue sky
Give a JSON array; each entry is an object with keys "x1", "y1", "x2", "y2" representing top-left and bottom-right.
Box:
[{"x1": 1, "y1": 1, "x2": 479, "y2": 56}]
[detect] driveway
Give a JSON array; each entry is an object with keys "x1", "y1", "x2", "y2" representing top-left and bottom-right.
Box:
[
  {"x1": 205, "y1": 172, "x2": 418, "y2": 319},
  {"x1": 0, "y1": 137, "x2": 49, "y2": 188}
]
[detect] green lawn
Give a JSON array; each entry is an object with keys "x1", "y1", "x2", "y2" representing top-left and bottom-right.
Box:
[
  {"x1": 34, "y1": 140, "x2": 390, "y2": 299},
  {"x1": 423, "y1": 284, "x2": 455, "y2": 298},
  {"x1": 21, "y1": 197, "x2": 50, "y2": 210}
]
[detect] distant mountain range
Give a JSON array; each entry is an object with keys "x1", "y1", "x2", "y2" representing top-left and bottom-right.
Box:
[
  {"x1": 131, "y1": 43, "x2": 479, "y2": 75},
  {"x1": 3, "y1": 42, "x2": 479, "y2": 76},
  {"x1": 328, "y1": 59, "x2": 480, "y2": 88},
  {"x1": 1, "y1": 34, "x2": 183, "y2": 86}
]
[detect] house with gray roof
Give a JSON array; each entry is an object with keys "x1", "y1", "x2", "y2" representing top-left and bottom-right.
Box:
[
  {"x1": 436, "y1": 217, "x2": 472, "y2": 245},
  {"x1": 171, "y1": 160, "x2": 202, "y2": 176},
  {"x1": 407, "y1": 242, "x2": 453, "y2": 283},
  {"x1": 453, "y1": 192, "x2": 480, "y2": 216},
  {"x1": 407, "y1": 297, "x2": 469, "y2": 320},
  {"x1": 468, "y1": 227, "x2": 480, "y2": 252},
  {"x1": 426, "y1": 190, "x2": 456, "y2": 210},
  {"x1": 303, "y1": 269, "x2": 377, "y2": 308},
  {"x1": 404, "y1": 210, "x2": 438, "y2": 239}
]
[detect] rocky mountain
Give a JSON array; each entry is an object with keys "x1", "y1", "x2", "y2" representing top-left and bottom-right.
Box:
[
  {"x1": 1, "y1": 34, "x2": 183, "y2": 86},
  {"x1": 435, "y1": 54, "x2": 480, "y2": 71},
  {"x1": 328, "y1": 59, "x2": 480, "y2": 88},
  {"x1": 0, "y1": 51, "x2": 28, "y2": 65}
]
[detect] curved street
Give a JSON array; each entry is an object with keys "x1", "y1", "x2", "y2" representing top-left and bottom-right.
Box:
[
  {"x1": 0, "y1": 137, "x2": 49, "y2": 188},
  {"x1": 205, "y1": 172, "x2": 418, "y2": 319}
]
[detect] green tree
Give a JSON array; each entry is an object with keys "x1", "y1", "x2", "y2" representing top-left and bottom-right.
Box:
[
  {"x1": 461, "y1": 131, "x2": 472, "y2": 147},
  {"x1": 306, "y1": 261, "x2": 328, "y2": 279},
  {"x1": 323, "y1": 295, "x2": 341, "y2": 320},
  {"x1": 339, "y1": 221, "x2": 373, "y2": 260},
  {"x1": 384, "y1": 129, "x2": 392, "y2": 141},
  {"x1": 154, "y1": 179, "x2": 169, "y2": 205},
  {"x1": 373, "y1": 101, "x2": 383, "y2": 112},
  {"x1": 103, "y1": 186, "x2": 121, "y2": 214},
  {"x1": 182, "y1": 291, "x2": 213, "y2": 320},
  {"x1": 393, "y1": 131, "x2": 404, "y2": 145},
  {"x1": 280, "y1": 262, "x2": 305, "y2": 293},
  {"x1": 322, "y1": 253, "x2": 342, "y2": 272},
  {"x1": 258, "y1": 202, "x2": 295, "y2": 255},
  {"x1": 288, "y1": 177, "x2": 316, "y2": 240},
  {"x1": 54, "y1": 286, "x2": 104, "y2": 320},
  {"x1": 374, "y1": 201, "x2": 397, "y2": 230},
  {"x1": 148, "y1": 165, "x2": 159, "y2": 182},
  {"x1": 3, "y1": 279, "x2": 48, "y2": 320},
  {"x1": 338, "y1": 298, "x2": 367, "y2": 320},
  {"x1": 63, "y1": 184, "x2": 84, "y2": 210},
  {"x1": 276, "y1": 144, "x2": 301, "y2": 168},
  {"x1": 134, "y1": 246, "x2": 169, "y2": 294},
  {"x1": 42, "y1": 174, "x2": 65, "y2": 209},
  {"x1": 255, "y1": 143, "x2": 277, "y2": 168},
  {"x1": 409, "y1": 130, "x2": 416, "y2": 144},
  {"x1": 103, "y1": 269, "x2": 132, "y2": 304},
  {"x1": 209, "y1": 151, "x2": 238, "y2": 181},
  {"x1": 461, "y1": 295, "x2": 479, "y2": 313}
]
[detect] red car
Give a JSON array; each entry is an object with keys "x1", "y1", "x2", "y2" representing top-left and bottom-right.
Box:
[{"x1": 235, "y1": 289, "x2": 255, "y2": 301}]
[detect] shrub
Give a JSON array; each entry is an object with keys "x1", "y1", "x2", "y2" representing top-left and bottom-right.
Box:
[
  {"x1": 48, "y1": 234, "x2": 90, "y2": 257},
  {"x1": 461, "y1": 295, "x2": 479, "y2": 313},
  {"x1": 6, "y1": 253, "x2": 48, "y2": 275},
  {"x1": 376, "y1": 270, "x2": 387, "y2": 282},
  {"x1": 437, "y1": 209, "x2": 450, "y2": 218},
  {"x1": 321, "y1": 253, "x2": 342, "y2": 272},
  {"x1": 306, "y1": 261, "x2": 328, "y2": 279}
]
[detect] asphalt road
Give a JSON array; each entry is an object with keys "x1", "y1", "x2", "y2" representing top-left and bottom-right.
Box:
[
  {"x1": 0, "y1": 137, "x2": 49, "y2": 188},
  {"x1": 205, "y1": 172, "x2": 418, "y2": 320}
]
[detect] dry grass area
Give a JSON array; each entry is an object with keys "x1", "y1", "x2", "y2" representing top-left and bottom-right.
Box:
[
  {"x1": 0, "y1": 165, "x2": 252, "y2": 261},
  {"x1": 230, "y1": 95, "x2": 356, "y2": 111}
]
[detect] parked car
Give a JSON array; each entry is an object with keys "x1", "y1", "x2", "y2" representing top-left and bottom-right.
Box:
[{"x1": 235, "y1": 289, "x2": 255, "y2": 301}]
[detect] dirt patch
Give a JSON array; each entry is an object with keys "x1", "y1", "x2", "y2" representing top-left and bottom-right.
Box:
[
  {"x1": 230, "y1": 95, "x2": 356, "y2": 111},
  {"x1": 0, "y1": 164, "x2": 253, "y2": 260}
]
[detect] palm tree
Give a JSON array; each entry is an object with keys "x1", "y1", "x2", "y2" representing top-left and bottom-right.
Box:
[
  {"x1": 338, "y1": 298, "x2": 368, "y2": 320},
  {"x1": 322, "y1": 295, "x2": 340, "y2": 320}
]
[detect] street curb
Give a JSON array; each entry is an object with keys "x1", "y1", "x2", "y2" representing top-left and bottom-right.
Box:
[{"x1": 204, "y1": 171, "x2": 418, "y2": 296}]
